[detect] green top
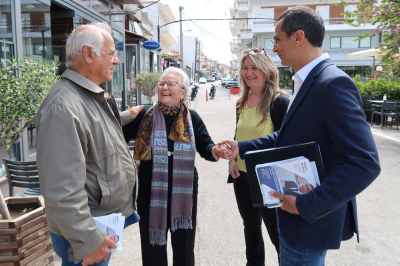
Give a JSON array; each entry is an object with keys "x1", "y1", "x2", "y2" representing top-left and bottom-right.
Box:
[{"x1": 236, "y1": 103, "x2": 274, "y2": 172}]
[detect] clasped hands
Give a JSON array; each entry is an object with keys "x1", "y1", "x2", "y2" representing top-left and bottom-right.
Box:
[
  {"x1": 212, "y1": 140, "x2": 299, "y2": 215},
  {"x1": 211, "y1": 140, "x2": 238, "y2": 161}
]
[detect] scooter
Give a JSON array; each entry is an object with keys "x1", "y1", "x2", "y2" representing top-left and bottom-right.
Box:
[
  {"x1": 190, "y1": 84, "x2": 199, "y2": 101},
  {"x1": 209, "y1": 84, "x2": 216, "y2": 100}
]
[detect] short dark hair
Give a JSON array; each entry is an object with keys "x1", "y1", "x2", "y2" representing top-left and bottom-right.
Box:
[{"x1": 277, "y1": 6, "x2": 325, "y2": 47}]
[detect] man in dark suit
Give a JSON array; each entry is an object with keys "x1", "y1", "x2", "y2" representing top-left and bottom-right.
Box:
[{"x1": 219, "y1": 5, "x2": 380, "y2": 266}]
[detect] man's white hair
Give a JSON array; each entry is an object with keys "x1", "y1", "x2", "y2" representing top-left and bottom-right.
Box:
[{"x1": 65, "y1": 22, "x2": 112, "y2": 68}]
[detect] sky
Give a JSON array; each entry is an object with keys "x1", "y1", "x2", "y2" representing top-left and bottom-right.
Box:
[{"x1": 159, "y1": 0, "x2": 234, "y2": 65}]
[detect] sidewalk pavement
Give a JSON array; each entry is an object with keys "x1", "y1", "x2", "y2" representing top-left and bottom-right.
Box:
[{"x1": 48, "y1": 82, "x2": 399, "y2": 265}]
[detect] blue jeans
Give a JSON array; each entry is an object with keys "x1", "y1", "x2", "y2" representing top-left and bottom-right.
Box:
[
  {"x1": 51, "y1": 211, "x2": 140, "y2": 266},
  {"x1": 277, "y1": 211, "x2": 327, "y2": 266}
]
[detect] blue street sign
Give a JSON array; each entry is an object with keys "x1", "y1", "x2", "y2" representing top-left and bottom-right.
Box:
[
  {"x1": 115, "y1": 41, "x2": 124, "y2": 51},
  {"x1": 143, "y1": 40, "x2": 161, "y2": 50}
]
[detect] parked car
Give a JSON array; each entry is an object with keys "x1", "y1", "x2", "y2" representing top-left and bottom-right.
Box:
[
  {"x1": 225, "y1": 78, "x2": 238, "y2": 88},
  {"x1": 206, "y1": 76, "x2": 215, "y2": 82},
  {"x1": 199, "y1": 77, "x2": 207, "y2": 84}
]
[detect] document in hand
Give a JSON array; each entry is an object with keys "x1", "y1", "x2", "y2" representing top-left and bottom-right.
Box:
[
  {"x1": 93, "y1": 213, "x2": 125, "y2": 252},
  {"x1": 255, "y1": 157, "x2": 320, "y2": 208},
  {"x1": 244, "y1": 142, "x2": 326, "y2": 208}
]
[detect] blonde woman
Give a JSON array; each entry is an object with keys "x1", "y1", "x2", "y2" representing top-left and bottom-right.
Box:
[{"x1": 228, "y1": 47, "x2": 290, "y2": 265}]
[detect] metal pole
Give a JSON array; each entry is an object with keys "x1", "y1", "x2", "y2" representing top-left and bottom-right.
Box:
[
  {"x1": 41, "y1": 28, "x2": 45, "y2": 59},
  {"x1": 194, "y1": 37, "x2": 197, "y2": 82},
  {"x1": 157, "y1": 24, "x2": 160, "y2": 43},
  {"x1": 179, "y1": 6, "x2": 184, "y2": 70}
]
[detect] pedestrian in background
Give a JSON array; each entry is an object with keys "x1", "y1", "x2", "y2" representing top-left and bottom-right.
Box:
[
  {"x1": 227, "y1": 47, "x2": 289, "y2": 265},
  {"x1": 36, "y1": 22, "x2": 143, "y2": 266}
]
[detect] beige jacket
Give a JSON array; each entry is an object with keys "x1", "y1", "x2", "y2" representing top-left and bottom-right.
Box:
[{"x1": 36, "y1": 69, "x2": 137, "y2": 261}]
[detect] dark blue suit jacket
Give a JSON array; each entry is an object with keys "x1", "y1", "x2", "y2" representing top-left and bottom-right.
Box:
[{"x1": 238, "y1": 58, "x2": 380, "y2": 250}]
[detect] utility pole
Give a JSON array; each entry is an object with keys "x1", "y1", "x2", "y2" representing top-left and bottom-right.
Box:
[
  {"x1": 179, "y1": 6, "x2": 184, "y2": 71},
  {"x1": 194, "y1": 37, "x2": 198, "y2": 82}
]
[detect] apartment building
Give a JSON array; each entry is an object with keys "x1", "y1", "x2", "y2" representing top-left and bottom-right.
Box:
[
  {"x1": 230, "y1": 0, "x2": 379, "y2": 89},
  {"x1": 171, "y1": 35, "x2": 202, "y2": 80}
]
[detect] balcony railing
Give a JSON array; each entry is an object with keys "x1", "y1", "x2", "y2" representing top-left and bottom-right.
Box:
[
  {"x1": 251, "y1": 17, "x2": 368, "y2": 27},
  {"x1": 237, "y1": 0, "x2": 248, "y2": 7},
  {"x1": 141, "y1": 12, "x2": 153, "y2": 28},
  {"x1": 241, "y1": 29, "x2": 252, "y2": 34}
]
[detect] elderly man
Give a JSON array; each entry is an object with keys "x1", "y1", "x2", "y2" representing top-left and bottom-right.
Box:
[{"x1": 36, "y1": 22, "x2": 143, "y2": 266}]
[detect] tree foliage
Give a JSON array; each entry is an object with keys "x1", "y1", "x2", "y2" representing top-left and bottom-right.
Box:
[
  {"x1": 338, "y1": 0, "x2": 400, "y2": 75},
  {"x1": 196, "y1": 70, "x2": 207, "y2": 77},
  {"x1": 133, "y1": 71, "x2": 160, "y2": 102},
  {"x1": 0, "y1": 57, "x2": 59, "y2": 149}
]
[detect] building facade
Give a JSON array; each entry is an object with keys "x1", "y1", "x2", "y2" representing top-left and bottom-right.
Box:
[
  {"x1": 0, "y1": 0, "x2": 129, "y2": 172},
  {"x1": 229, "y1": 0, "x2": 379, "y2": 89}
]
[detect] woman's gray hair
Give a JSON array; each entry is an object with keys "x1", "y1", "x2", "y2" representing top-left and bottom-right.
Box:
[
  {"x1": 159, "y1": 67, "x2": 190, "y2": 102},
  {"x1": 65, "y1": 22, "x2": 112, "y2": 68}
]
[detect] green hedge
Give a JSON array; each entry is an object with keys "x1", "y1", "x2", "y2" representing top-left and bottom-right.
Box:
[{"x1": 353, "y1": 75, "x2": 400, "y2": 100}]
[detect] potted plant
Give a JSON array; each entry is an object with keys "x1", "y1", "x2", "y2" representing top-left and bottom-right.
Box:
[
  {"x1": 133, "y1": 71, "x2": 160, "y2": 105},
  {"x1": 0, "y1": 57, "x2": 59, "y2": 265},
  {"x1": 0, "y1": 57, "x2": 59, "y2": 150},
  {"x1": 0, "y1": 196, "x2": 53, "y2": 265}
]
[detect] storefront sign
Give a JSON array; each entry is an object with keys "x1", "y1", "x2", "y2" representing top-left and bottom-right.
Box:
[
  {"x1": 143, "y1": 40, "x2": 161, "y2": 50},
  {"x1": 115, "y1": 41, "x2": 124, "y2": 51}
]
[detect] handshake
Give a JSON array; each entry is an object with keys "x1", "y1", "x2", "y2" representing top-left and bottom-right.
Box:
[{"x1": 211, "y1": 140, "x2": 239, "y2": 161}]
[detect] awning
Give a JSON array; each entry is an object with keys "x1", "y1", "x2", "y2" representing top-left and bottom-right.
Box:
[
  {"x1": 122, "y1": 0, "x2": 144, "y2": 7},
  {"x1": 125, "y1": 30, "x2": 148, "y2": 44},
  {"x1": 272, "y1": 50, "x2": 375, "y2": 67},
  {"x1": 348, "y1": 48, "x2": 385, "y2": 60}
]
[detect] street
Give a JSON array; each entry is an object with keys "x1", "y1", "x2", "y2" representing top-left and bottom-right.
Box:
[{"x1": 53, "y1": 81, "x2": 400, "y2": 265}]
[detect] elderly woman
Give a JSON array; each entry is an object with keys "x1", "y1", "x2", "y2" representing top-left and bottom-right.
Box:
[{"x1": 123, "y1": 67, "x2": 222, "y2": 266}]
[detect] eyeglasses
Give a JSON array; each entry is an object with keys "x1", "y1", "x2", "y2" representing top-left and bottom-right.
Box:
[
  {"x1": 243, "y1": 47, "x2": 266, "y2": 55},
  {"x1": 271, "y1": 33, "x2": 287, "y2": 45},
  {"x1": 158, "y1": 81, "x2": 178, "y2": 88}
]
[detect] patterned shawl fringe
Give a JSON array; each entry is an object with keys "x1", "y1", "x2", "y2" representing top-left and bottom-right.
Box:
[
  {"x1": 171, "y1": 216, "x2": 193, "y2": 232},
  {"x1": 149, "y1": 229, "x2": 167, "y2": 246}
]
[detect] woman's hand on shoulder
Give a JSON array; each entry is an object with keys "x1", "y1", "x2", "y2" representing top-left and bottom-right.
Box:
[{"x1": 228, "y1": 160, "x2": 240, "y2": 179}]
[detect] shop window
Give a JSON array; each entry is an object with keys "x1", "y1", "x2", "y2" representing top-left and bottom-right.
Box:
[
  {"x1": 330, "y1": 36, "x2": 371, "y2": 49},
  {"x1": 21, "y1": 1, "x2": 52, "y2": 61},
  {"x1": 341, "y1": 36, "x2": 359, "y2": 48},
  {"x1": 0, "y1": 0, "x2": 12, "y2": 42},
  {"x1": 330, "y1": 37, "x2": 341, "y2": 49},
  {"x1": 264, "y1": 38, "x2": 274, "y2": 51},
  {"x1": 0, "y1": 42, "x2": 14, "y2": 62},
  {"x1": 360, "y1": 37, "x2": 371, "y2": 48}
]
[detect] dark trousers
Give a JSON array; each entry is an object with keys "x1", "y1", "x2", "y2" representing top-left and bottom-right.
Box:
[
  {"x1": 233, "y1": 171, "x2": 280, "y2": 266},
  {"x1": 138, "y1": 191, "x2": 197, "y2": 266}
]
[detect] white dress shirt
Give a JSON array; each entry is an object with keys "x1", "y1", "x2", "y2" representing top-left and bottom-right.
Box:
[{"x1": 287, "y1": 53, "x2": 330, "y2": 111}]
